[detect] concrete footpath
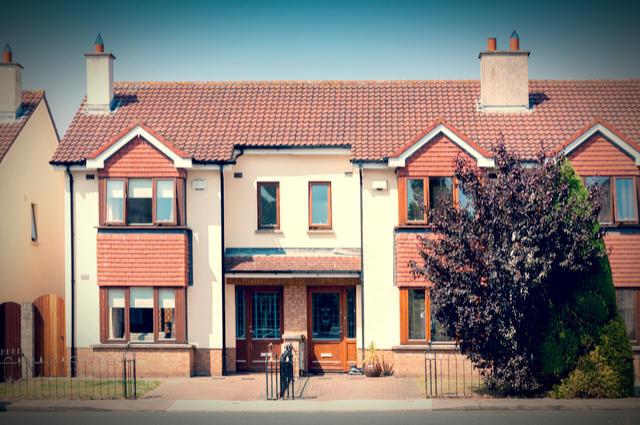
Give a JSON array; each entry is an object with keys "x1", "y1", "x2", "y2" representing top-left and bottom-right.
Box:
[{"x1": 3, "y1": 398, "x2": 640, "y2": 413}]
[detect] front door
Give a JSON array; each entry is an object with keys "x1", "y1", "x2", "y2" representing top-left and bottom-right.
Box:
[
  {"x1": 307, "y1": 286, "x2": 357, "y2": 372},
  {"x1": 235, "y1": 287, "x2": 283, "y2": 371}
]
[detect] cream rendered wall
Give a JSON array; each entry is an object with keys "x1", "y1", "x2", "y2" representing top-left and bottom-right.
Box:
[
  {"x1": 0, "y1": 100, "x2": 64, "y2": 303},
  {"x1": 224, "y1": 154, "x2": 360, "y2": 249},
  {"x1": 362, "y1": 168, "x2": 399, "y2": 350},
  {"x1": 186, "y1": 170, "x2": 223, "y2": 349},
  {"x1": 65, "y1": 170, "x2": 100, "y2": 348}
]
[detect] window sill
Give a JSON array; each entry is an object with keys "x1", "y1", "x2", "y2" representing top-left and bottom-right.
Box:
[
  {"x1": 392, "y1": 342, "x2": 457, "y2": 352},
  {"x1": 255, "y1": 229, "x2": 283, "y2": 234},
  {"x1": 97, "y1": 225, "x2": 191, "y2": 230},
  {"x1": 92, "y1": 343, "x2": 193, "y2": 350},
  {"x1": 307, "y1": 229, "x2": 334, "y2": 234}
]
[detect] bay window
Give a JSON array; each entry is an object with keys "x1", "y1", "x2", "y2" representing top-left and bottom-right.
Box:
[
  {"x1": 429, "y1": 177, "x2": 453, "y2": 211},
  {"x1": 309, "y1": 182, "x2": 332, "y2": 229},
  {"x1": 156, "y1": 179, "x2": 175, "y2": 223},
  {"x1": 127, "y1": 179, "x2": 153, "y2": 224},
  {"x1": 406, "y1": 178, "x2": 426, "y2": 223},
  {"x1": 585, "y1": 176, "x2": 638, "y2": 225},
  {"x1": 106, "y1": 180, "x2": 125, "y2": 224},
  {"x1": 401, "y1": 176, "x2": 458, "y2": 225},
  {"x1": 101, "y1": 287, "x2": 185, "y2": 343},
  {"x1": 400, "y1": 287, "x2": 451, "y2": 344}
]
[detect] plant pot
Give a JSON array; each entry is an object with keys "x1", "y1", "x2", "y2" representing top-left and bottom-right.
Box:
[{"x1": 364, "y1": 362, "x2": 381, "y2": 377}]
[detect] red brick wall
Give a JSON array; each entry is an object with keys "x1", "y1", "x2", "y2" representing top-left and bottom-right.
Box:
[
  {"x1": 397, "y1": 134, "x2": 470, "y2": 177},
  {"x1": 284, "y1": 283, "x2": 307, "y2": 335},
  {"x1": 569, "y1": 134, "x2": 640, "y2": 177},
  {"x1": 98, "y1": 136, "x2": 185, "y2": 178},
  {"x1": 97, "y1": 231, "x2": 190, "y2": 287},
  {"x1": 604, "y1": 231, "x2": 640, "y2": 288},
  {"x1": 76, "y1": 347, "x2": 193, "y2": 378}
]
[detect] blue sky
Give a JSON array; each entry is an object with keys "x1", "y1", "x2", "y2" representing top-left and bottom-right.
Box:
[{"x1": 1, "y1": 0, "x2": 639, "y2": 133}]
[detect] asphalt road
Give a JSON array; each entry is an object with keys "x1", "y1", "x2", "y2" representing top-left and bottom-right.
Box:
[{"x1": 1, "y1": 410, "x2": 640, "y2": 425}]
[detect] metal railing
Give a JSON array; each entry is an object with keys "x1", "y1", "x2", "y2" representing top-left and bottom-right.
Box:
[
  {"x1": 424, "y1": 347, "x2": 484, "y2": 398},
  {"x1": 265, "y1": 344, "x2": 295, "y2": 400},
  {"x1": 0, "y1": 349, "x2": 138, "y2": 400}
]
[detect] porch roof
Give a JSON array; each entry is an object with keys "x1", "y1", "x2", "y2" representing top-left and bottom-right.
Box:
[{"x1": 224, "y1": 247, "x2": 361, "y2": 274}]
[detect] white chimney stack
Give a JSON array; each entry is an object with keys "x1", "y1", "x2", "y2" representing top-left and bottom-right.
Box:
[
  {"x1": 0, "y1": 44, "x2": 23, "y2": 120},
  {"x1": 479, "y1": 31, "x2": 530, "y2": 113},
  {"x1": 85, "y1": 34, "x2": 115, "y2": 114}
]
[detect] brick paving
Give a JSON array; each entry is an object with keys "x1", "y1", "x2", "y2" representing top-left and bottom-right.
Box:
[{"x1": 144, "y1": 373, "x2": 424, "y2": 401}]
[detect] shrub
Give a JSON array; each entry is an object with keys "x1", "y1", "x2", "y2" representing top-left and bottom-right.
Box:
[{"x1": 552, "y1": 317, "x2": 634, "y2": 398}]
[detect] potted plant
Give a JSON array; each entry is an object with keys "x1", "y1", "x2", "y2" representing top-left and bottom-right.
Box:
[{"x1": 363, "y1": 341, "x2": 382, "y2": 377}]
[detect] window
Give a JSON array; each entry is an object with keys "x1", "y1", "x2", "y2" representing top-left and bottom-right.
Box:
[
  {"x1": 585, "y1": 176, "x2": 613, "y2": 224},
  {"x1": 257, "y1": 182, "x2": 279, "y2": 229},
  {"x1": 408, "y1": 289, "x2": 426, "y2": 340},
  {"x1": 429, "y1": 177, "x2": 453, "y2": 211},
  {"x1": 106, "y1": 180, "x2": 125, "y2": 223},
  {"x1": 309, "y1": 182, "x2": 332, "y2": 229},
  {"x1": 108, "y1": 289, "x2": 125, "y2": 340},
  {"x1": 127, "y1": 179, "x2": 153, "y2": 224},
  {"x1": 30, "y1": 203, "x2": 38, "y2": 242},
  {"x1": 400, "y1": 288, "x2": 451, "y2": 344},
  {"x1": 458, "y1": 186, "x2": 473, "y2": 212},
  {"x1": 130, "y1": 287, "x2": 154, "y2": 342},
  {"x1": 102, "y1": 287, "x2": 184, "y2": 344},
  {"x1": 156, "y1": 179, "x2": 175, "y2": 223},
  {"x1": 616, "y1": 289, "x2": 638, "y2": 342},
  {"x1": 236, "y1": 287, "x2": 245, "y2": 339},
  {"x1": 615, "y1": 177, "x2": 638, "y2": 222},
  {"x1": 158, "y1": 289, "x2": 175, "y2": 340},
  {"x1": 406, "y1": 178, "x2": 426, "y2": 222}
]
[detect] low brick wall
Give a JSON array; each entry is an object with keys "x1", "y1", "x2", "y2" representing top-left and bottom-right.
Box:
[
  {"x1": 193, "y1": 348, "x2": 236, "y2": 376},
  {"x1": 76, "y1": 346, "x2": 193, "y2": 378}
]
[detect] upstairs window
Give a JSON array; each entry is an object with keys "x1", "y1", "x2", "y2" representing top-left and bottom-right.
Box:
[
  {"x1": 156, "y1": 179, "x2": 175, "y2": 223},
  {"x1": 429, "y1": 177, "x2": 453, "y2": 211},
  {"x1": 30, "y1": 203, "x2": 38, "y2": 243},
  {"x1": 403, "y1": 177, "x2": 455, "y2": 225},
  {"x1": 585, "y1": 176, "x2": 638, "y2": 225},
  {"x1": 127, "y1": 179, "x2": 153, "y2": 224},
  {"x1": 406, "y1": 178, "x2": 426, "y2": 223},
  {"x1": 309, "y1": 182, "x2": 332, "y2": 229},
  {"x1": 257, "y1": 182, "x2": 279, "y2": 229},
  {"x1": 106, "y1": 180, "x2": 125, "y2": 224}
]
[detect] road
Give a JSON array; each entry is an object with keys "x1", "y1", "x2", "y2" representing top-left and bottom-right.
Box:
[{"x1": 1, "y1": 410, "x2": 639, "y2": 425}]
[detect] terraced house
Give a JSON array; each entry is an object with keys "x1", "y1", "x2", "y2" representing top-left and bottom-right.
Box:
[{"x1": 50, "y1": 34, "x2": 640, "y2": 379}]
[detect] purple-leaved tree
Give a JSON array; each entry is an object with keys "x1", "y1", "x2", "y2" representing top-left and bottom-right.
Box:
[{"x1": 411, "y1": 143, "x2": 603, "y2": 395}]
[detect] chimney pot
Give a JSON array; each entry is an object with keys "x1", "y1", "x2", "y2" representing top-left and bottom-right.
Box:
[
  {"x1": 509, "y1": 31, "x2": 520, "y2": 51},
  {"x1": 487, "y1": 38, "x2": 497, "y2": 52},
  {"x1": 3, "y1": 44, "x2": 12, "y2": 63},
  {"x1": 94, "y1": 33, "x2": 104, "y2": 53}
]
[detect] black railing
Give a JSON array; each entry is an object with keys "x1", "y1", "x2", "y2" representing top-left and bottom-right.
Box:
[
  {"x1": 0, "y1": 349, "x2": 138, "y2": 400},
  {"x1": 265, "y1": 344, "x2": 295, "y2": 400},
  {"x1": 424, "y1": 347, "x2": 484, "y2": 398}
]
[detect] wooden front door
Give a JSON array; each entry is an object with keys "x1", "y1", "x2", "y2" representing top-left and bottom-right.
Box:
[
  {"x1": 235, "y1": 286, "x2": 283, "y2": 371},
  {"x1": 307, "y1": 286, "x2": 357, "y2": 372}
]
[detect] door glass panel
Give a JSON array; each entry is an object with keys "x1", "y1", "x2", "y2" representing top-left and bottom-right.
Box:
[
  {"x1": 347, "y1": 288, "x2": 356, "y2": 339},
  {"x1": 236, "y1": 287, "x2": 245, "y2": 339},
  {"x1": 252, "y1": 291, "x2": 280, "y2": 339},
  {"x1": 312, "y1": 292, "x2": 341, "y2": 340}
]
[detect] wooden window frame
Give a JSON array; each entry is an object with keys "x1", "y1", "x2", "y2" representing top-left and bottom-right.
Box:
[
  {"x1": 257, "y1": 182, "x2": 280, "y2": 230},
  {"x1": 402, "y1": 177, "x2": 429, "y2": 225},
  {"x1": 613, "y1": 177, "x2": 639, "y2": 224},
  {"x1": 399, "y1": 287, "x2": 431, "y2": 345},
  {"x1": 100, "y1": 286, "x2": 186, "y2": 344},
  {"x1": 103, "y1": 178, "x2": 127, "y2": 225},
  {"x1": 308, "y1": 181, "x2": 333, "y2": 230},
  {"x1": 584, "y1": 175, "x2": 639, "y2": 226},
  {"x1": 101, "y1": 177, "x2": 182, "y2": 227}
]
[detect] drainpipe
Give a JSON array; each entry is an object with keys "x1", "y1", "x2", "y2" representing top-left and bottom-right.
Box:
[
  {"x1": 65, "y1": 166, "x2": 76, "y2": 377},
  {"x1": 219, "y1": 165, "x2": 227, "y2": 375},
  {"x1": 358, "y1": 164, "x2": 365, "y2": 364}
]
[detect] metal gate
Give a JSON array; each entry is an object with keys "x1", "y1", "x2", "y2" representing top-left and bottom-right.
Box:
[
  {"x1": 424, "y1": 348, "x2": 484, "y2": 398},
  {"x1": 265, "y1": 344, "x2": 295, "y2": 400}
]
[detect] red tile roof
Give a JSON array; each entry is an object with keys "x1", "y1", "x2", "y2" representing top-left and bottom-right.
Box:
[
  {"x1": 52, "y1": 80, "x2": 640, "y2": 164},
  {"x1": 225, "y1": 253, "x2": 361, "y2": 273},
  {"x1": 0, "y1": 90, "x2": 44, "y2": 163}
]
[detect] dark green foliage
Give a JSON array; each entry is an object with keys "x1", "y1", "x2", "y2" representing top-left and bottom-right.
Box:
[{"x1": 552, "y1": 316, "x2": 634, "y2": 398}]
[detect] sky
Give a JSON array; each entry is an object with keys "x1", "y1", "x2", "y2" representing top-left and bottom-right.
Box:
[{"x1": 1, "y1": 0, "x2": 639, "y2": 134}]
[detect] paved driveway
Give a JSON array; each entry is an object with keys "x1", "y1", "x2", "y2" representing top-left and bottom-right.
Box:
[{"x1": 144, "y1": 373, "x2": 424, "y2": 401}]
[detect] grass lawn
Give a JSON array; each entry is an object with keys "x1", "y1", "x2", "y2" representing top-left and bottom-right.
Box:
[{"x1": 0, "y1": 378, "x2": 161, "y2": 400}]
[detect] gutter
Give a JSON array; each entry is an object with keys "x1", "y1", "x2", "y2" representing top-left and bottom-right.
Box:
[
  {"x1": 219, "y1": 165, "x2": 227, "y2": 375},
  {"x1": 65, "y1": 166, "x2": 76, "y2": 377},
  {"x1": 358, "y1": 164, "x2": 365, "y2": 364}
]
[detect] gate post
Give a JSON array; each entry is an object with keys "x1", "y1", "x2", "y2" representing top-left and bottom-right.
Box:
[{"x1": 20, "y1": 303, "x2": 34, "y2": 378}]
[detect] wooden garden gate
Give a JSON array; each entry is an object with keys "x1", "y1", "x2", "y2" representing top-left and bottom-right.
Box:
[
  {"x1": 33, "y1": 294, "x2": 66, "y2": 376},
  {"x1": 0, "y1": 302, "x2": 21, "y2": 381}
]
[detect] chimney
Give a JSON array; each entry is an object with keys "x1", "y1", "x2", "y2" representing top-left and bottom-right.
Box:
[
  {"x1": 0, "y1": 44, "x2": 23, "y2": 120},
  {"x1": 479, "y1": 31, "x2": 530, "y2": 113},
  {"x1": 85, "y1": 34, "x2": 115, "y2": 114}
]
